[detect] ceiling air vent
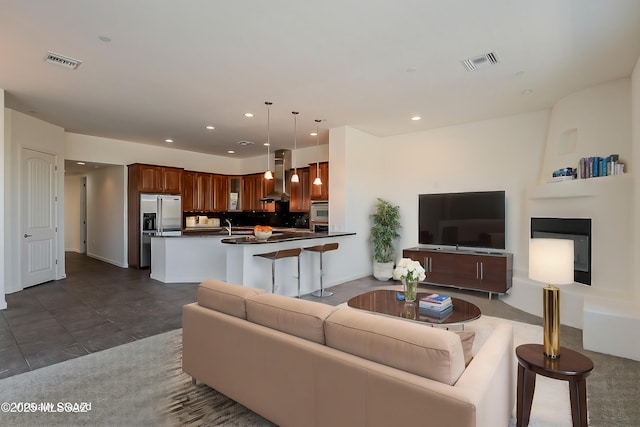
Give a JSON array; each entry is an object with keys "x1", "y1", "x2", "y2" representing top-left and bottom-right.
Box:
[
  {"x1": 45, "y1": 51, "x2": 82, "y2": 70},
  {"x1": 461, "y1": 52, "x2": 500, "y2": 71},
  {"x1": 236, "y1": 140, "x2": 255, "y2": 146}
]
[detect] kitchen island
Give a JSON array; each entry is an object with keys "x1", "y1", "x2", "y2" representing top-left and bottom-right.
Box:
[
  {"x1": 150, "y1": 229, "x2": 356, "y2": 296},
  {"x1": 222, "y1": 231, "x2": 355, "y2": 296}
]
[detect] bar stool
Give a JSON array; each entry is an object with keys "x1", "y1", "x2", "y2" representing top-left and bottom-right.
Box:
[
  {"x1": 253, "y1": 248, "x2": 302, "y2": 296},
  {"x1": 304, "y1": 243, "x2": 339, "y2": 297}
]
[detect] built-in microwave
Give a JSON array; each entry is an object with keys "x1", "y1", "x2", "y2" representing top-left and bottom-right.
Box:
[
  {"x1": 310, "y1": 201, "x2": 329, "y2": 223},
  {"x1": 312, "y1": 223, "x2": 329, "y2": 233}
]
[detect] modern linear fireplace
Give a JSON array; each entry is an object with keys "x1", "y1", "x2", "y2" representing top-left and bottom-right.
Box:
[{"x1": 530, "y1": 217, "x2": 592, "y2": 286}]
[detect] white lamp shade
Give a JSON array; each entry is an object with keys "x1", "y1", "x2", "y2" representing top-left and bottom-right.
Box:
[{"x1": 529, "y1": 238, "x2": 574, "y2": 285}]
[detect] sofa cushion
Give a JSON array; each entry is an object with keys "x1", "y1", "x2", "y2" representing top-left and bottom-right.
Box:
[
  {"x1": 246, "y1": 293, "x2": 337, "y2": 344},
  {"x1": 324, "y1": 308, "x2": 466, "y2": 385},
  {"x1": 197, "y1": 279, "x2": 265, "y2": 319},
  {"x1": 454, "y1": 330, "x2": 476, "y2": 366}
]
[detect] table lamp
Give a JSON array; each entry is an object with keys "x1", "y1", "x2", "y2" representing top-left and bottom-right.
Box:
[{"x1": 528, "y1": 238, "x2": 574, "y2": 359}]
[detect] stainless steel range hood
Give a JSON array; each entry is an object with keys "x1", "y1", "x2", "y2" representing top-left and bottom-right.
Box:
[{"x1": 261, "y1": 149, "x2": 291, "y2": 202}]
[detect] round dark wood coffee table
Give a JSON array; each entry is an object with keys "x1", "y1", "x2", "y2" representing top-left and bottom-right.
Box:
[
  {"x1": 346, "y1": 289, "x2": 481, "y2": 326},
  {"x1": 515, "y1": 344, "x2": 594, "y2": 427}
]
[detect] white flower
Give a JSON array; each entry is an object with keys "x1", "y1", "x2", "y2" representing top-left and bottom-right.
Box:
[{"x1": 393, "y1": 258, "x2": 426, "y2": 282}]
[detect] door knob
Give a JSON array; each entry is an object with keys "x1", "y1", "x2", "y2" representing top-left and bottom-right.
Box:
[{"x1": 24, "y1": 233, "x2": 32, "y2": 238}]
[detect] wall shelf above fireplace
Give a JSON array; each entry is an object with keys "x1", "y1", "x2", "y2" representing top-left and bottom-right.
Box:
[{"x1": 528, "y1": 173, "x2": 631, "y2": 200}]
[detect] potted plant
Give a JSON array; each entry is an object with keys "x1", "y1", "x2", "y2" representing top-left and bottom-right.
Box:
[{"x1": 370, "y1": 198, "x2": 401, "y2": 281}]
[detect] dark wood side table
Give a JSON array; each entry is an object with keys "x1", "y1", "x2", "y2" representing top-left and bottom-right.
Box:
[{"x1": 515, "y1": 344, "x2": 594, "y2": 427}]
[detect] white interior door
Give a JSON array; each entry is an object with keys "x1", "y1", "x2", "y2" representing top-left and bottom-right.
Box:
[{"x1": 21, "y1": 148, "x2": 57, "y2": 287}]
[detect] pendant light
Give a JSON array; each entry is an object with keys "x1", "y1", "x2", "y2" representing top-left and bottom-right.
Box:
[
  {"x1": 264, "y1": 101, "x2": 273, "y2": 180},
  {"x1": 313, "y1": 119, "x2": 322, "y2": 186},
  {"x1": 291, "y1": 111, "x2": 300, "y2": 183}
]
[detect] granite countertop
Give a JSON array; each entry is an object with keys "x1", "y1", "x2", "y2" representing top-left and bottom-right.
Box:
[{"x1": 221, "y1": 231, "x2": 356, "y2": 244}]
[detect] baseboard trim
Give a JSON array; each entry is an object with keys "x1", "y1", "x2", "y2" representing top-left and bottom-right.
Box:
[{"x1": 86, "y1": 253, "x2": 128, "y2": 268}]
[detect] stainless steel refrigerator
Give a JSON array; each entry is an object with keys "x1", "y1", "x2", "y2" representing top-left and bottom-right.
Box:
[{"x1": 140, "y1": 194, "x2": 182, "y2": 268}]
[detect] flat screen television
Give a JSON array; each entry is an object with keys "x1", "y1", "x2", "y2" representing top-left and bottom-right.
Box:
[{"x1": 418, "y1": 190, "x2": 506, "y2": 249}]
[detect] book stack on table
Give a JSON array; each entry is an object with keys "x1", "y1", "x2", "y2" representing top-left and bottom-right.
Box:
[{"x1": 419, "y1": 293, "x2": 453, "y2": 318}]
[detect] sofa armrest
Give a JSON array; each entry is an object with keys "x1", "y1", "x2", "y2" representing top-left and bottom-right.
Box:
[{"x1": 453, "y1": 323, "x2": 514, "y2": 427}]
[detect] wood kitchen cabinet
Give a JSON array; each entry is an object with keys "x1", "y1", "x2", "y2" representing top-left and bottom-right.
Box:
[
  {"x1": 130, "y1": 163, "x2": 183, "y2": 193},
  {"x1": 289, "y1": 167, "x2": 310, "y2": 212},
  {"x1": 310, "y1": 161, "x2": 329, "y2": 200},
  {"x1": 182, "y1": 171, "x2": 197, "y2": 211},
  {"x1": 212, "y1": 174, "x2": 229, "y2": 212},
  {"x1": 182, "y1": 171, "x2": 213, "y2": 211},
  {"x1": 402, "y1": 247, "x2": 513, "y2": 296},
  {"x1": 242, "y1": 174, "x2": 258, "y2": 211},
  {"x1": 197, "y1": 173, "x2": 214, "y2": 211},
  {"x1": 242, "y1": 173, "x2": 275, "y2": 212}
]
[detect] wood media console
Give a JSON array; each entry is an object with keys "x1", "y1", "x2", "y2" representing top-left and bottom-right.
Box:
[{"x1": 403, "y1": 247, "x2": 513, "y2": 298}]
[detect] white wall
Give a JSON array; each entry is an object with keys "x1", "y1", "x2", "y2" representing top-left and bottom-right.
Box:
[
  {"x1": 86, "y1": 166, "x2": 127, "y2": 267},
  {"x1": 64, "y1": 175, "x2": 83, "y2": 252},
  {"x1": 4, "y1": 109, "x2": 66, "y2": 294},
  {"x1": 505, "y1": 79, "x2": 635, "y2": 329},
  {"x1": 66, "y1": 133, "x2": 241, "y2": 174},
  {"x1": 333, "y1": 79, "x2": 636, "y2": 333},
  {"x1": 540, "y1": 78, "x2": 632, "y2": 181},
  {"x1": 0, "y1": 90, "x2": 5, "y2": 309},
  {"x1": 239, "y1": 144, "x2": 329, "y2": 175},
  {"x1": 330, "y1": 111, "x2": 550, "y2": 292},
  {"x1": 329, "y1": 126, "x2": 380, "y2": 281},
  {"x1": 65, "y1": 133, "x2": 329, "y2": 176},
  {"x1": 633, "y1": 57, "x2": 640, "y2": 304}
]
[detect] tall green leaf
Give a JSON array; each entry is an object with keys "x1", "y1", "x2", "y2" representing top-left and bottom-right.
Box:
[{"x1": 370, "y1": 198, "x2": 401, "y2": 263}]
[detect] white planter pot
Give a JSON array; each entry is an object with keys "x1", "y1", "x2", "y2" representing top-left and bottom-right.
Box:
[{"x1": 373, "y1": 261, "x2": 394, "y2": 281}]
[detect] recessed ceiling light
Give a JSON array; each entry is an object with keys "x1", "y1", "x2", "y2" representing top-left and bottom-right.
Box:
[
  {"x1": 227, "y1": 150, "x2": 235, "y2": 154},
  {"x1": 206, "y1": 125, "x2": 215, "y2": 130},
  {"x1": 244, "y1": 113, "x2": 254, "y2": 118},
  {"x1": 263, "y1": 142, "x2": 270, "y2": 146},
  {"x1": 164, "y1": 139, "x2": 174, "y2": 143},
  {"x1": 310, "y1": 132, "x2": 318, "y2": 136},
  {"x1": 411, "y1": 116, "x2": 421, "y2": 121},
  {"x1": 521, "y1": 89, "x2": 534, "y2": 95},
  {"x1": 406, "y1": 66, "x2": 417, "y2": 73},
  {"x1": 76, "y1": 162, "x2": 85, "y2": 165}
]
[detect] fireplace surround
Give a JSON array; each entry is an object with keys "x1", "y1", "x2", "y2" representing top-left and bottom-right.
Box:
[{"x1": 530, "y1": 217, "x2": 592, "y2": 286}]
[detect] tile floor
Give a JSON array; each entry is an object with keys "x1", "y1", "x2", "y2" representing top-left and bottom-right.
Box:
[{"x1": 0, "y1": 253, "x2": 198, "y2": 379}]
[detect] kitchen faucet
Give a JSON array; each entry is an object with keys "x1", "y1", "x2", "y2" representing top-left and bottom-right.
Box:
[{"x1": 225, "y1": 219, "x2": 232, "y2": 236}]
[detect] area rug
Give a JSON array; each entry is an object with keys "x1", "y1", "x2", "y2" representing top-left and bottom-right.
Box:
[{"x1": 0, "y1": 317, "x2": 571, "y2": 427}]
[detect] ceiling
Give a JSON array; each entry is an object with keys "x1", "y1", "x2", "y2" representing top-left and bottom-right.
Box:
[{"x1": 1, "y1": 1, "x2": 640, "y2": 159}]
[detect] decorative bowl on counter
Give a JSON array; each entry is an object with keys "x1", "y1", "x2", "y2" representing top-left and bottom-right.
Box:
[
  {"x1": 254, "y1": 225, "x2": 273, "y2": 241},
  {"x1": 254, "y1": 231, "x2": 272, "y2": 240}
]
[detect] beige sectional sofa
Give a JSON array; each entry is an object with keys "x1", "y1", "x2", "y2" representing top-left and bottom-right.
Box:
[{"x1": 182, "y1": 279, "x2": 514, "y2": 427}]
